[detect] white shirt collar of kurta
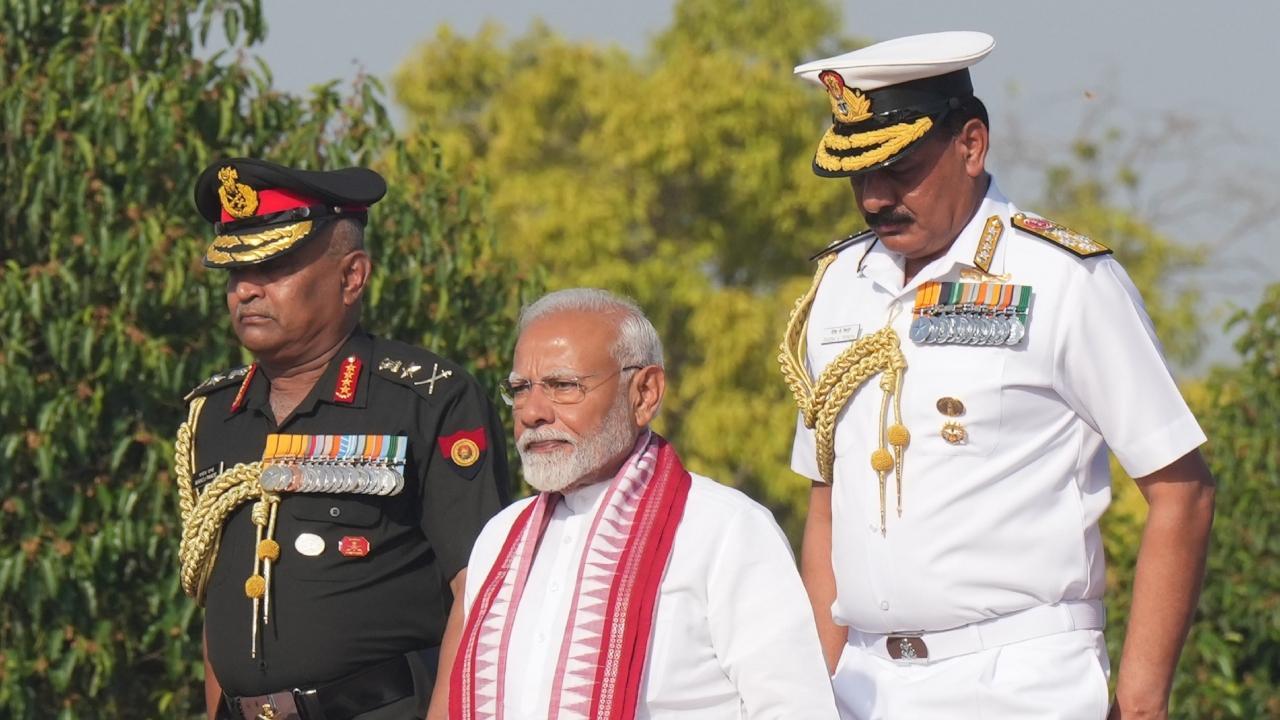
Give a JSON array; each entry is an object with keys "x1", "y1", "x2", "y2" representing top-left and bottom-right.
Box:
[
  {"x1": 560, "y1": 474, "x2": 612, "y2": 514},
  {"x1": 858, "y1": 177, "x2": 1011, "y2": 296}
]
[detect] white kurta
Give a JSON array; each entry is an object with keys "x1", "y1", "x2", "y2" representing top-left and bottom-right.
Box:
[
  {"x1": 791, "y1": 179, "x2": 1206, "y2": 636},
  {"x1": 464, "y1": 472, "x2": 840, "y2": 720}
]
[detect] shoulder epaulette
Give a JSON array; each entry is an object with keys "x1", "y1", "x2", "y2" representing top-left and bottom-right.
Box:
[
  {"x1": 372, "y1": 339, "x2": 462, "y2": 401},
  {"x1": 1011, "y1": 213, "x2": 1111, "y2": 258},
  {"x1": 183, "y1": 364, "x2": 252, "y2": 403},
  {"x1": 809, "y1": 229, "x2": 876, "y2": 262}
]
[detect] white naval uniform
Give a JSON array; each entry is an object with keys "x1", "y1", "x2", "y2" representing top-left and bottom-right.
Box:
[
  {"x1": 464, "y1": 471, "x2": 840, "y2": 720},
  {"x1": 790, "y1": 179, "x2": 1206, "y2": 719}
]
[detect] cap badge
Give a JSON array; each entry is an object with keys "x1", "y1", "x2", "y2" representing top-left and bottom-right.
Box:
[
  {"x1": 819, "y1": 70, "x2": 871, "y2": 125},
  {"x1": 217, "y1": 166, "x2": 259, "y2": 219}
]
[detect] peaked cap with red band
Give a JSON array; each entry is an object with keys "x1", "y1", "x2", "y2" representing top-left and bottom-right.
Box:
[{"x1": 193, "y1": 157, "x2": 387, "y2": 268}]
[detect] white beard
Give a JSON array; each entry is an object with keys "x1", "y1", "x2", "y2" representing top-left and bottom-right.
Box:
[{"x1": 517, "y1": 392, "x2": 637, "y2": 494}]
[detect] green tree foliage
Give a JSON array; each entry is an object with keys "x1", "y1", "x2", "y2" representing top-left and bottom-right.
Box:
[
  {"x1": 1177, "y1": 284, "x2": 1280, "y2": 717},
  {"x1": 396, "y1": 6, "x2": 1241, "y2": 713},
  {"x1": 393, "y1": 0, "x2": 1208, "y2": 544},
  {"x1": 394, "y1": 0, "x2": 859, "y2": 537},
  {"x1": 1035, "y1": 132, "x2": 1207, "y2": 366},
  {"x1": 0, "y1": 1, "x2": 529, "y2": 716}
]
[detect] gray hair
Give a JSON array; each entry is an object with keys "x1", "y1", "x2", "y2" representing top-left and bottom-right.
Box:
[{"x1": 517, "y1": 288, "x2": 664, "y2": 368}]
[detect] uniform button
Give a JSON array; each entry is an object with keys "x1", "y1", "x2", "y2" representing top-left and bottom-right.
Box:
[
  {"x1": 549, "y1": 581, "x2": 560, "y2": 593},
  {"x1": 880, "y1": 601, "x2": 890, "y2": 611},
  {"x1": 329, "y1": 507, "x2": 341, "y2": 518}
]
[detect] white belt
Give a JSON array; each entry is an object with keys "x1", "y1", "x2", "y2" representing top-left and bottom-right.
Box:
[{"x1": 846, "y1": 600, "x2": 1105, "y2": 664}]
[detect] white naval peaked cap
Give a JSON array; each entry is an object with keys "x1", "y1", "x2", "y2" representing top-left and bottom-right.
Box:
[
  {"x1": 794, "y1": 31, "x2": 995, "y2": 178},
  {"x1": 794, "y1": 31, "x2": 995, "y2": 90}
]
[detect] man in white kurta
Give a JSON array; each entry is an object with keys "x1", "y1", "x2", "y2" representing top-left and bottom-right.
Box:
[
  {"x1": 452, "y1": 288, "x2": 839, "y2": 720},
  {"x1": 782, "y1": 32, "x2": 1215, "y2": 720}
]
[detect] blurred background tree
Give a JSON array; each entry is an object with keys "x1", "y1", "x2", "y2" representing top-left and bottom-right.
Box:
[
  {"x1": 394, "y1": 0, "x2": 862, "y2": 537},
  {"x1": 3, "y1": 0, "x2": 1274, "y2": 715},
  {"x1": 1174, "y1": 284, "x2": 1280, "y2": 718},
  {"x1": 0, "y1": 0, "x2": 529, "y2": 716},
  {"x1": 391, "y1": 0, "x2": 1208, "y2": 539}
]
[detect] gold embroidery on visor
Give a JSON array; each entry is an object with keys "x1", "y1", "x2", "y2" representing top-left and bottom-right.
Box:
[
  {"x1": 204, "y1": 220, "x2": 314, "y2": 266},
  {"x1": 815, "y1": 117, "x2": 934, "y2": 174}
]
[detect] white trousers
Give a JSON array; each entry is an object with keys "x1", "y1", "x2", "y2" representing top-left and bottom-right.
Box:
[{"x1": 831, "y1": 629, "x2": 1110, "y2": 720}]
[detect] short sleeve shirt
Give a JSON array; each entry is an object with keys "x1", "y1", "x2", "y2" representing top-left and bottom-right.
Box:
[
  {"x1": 190, "y1": 329, "x2": 510, "y2": 695},
  {"x1": 790, "y1": 180, "x2": 1205, "y2": 634}
]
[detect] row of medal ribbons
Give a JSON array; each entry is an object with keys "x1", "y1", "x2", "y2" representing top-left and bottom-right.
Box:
[
  {"x1": 258, "y1": 433, "x2": 409, "y2": 496},
  {"x1": 909, "y1": 281, "x2": 1033, "y2": 347}
]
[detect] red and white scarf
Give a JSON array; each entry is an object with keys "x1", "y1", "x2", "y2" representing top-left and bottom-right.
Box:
[{"x1": 450, "y1": 431, "x2": 692, "y2": 720}]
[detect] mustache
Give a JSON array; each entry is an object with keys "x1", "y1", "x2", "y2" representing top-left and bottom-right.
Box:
[
  {"x1": 864, "y1": 208, "x2": 915, "y2": 228},
  {"x1": 236, "y1": 304, "x2": 273, "y2": 320},
  {"x1": 517, "y1": 426, "x2": 577, "y2": 453}
]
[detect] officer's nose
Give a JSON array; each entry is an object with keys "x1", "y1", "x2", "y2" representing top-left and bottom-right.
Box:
[
  {"x1": 853, "y1": 170, "x2": 898, "y2": 215},
  {"x1": 227, "y1": 268, "x2": 266, "y2": 304},
  {"x1": 514, "y1": 384, "x2": 556, "y2": 431}
]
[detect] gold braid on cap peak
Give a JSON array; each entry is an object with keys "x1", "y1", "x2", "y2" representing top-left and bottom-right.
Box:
[
  {"x1": 205, "y1": 220, "x2": 314, "y2": 266},
  {"x1": 778, "y1": 254, "x2": 909, "y2": 533},
  {"x1": 815, "y1": 116, "x2": 934, "y2": 174}
]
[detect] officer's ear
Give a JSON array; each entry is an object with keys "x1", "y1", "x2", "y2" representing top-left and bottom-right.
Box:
[
  {"x1": 956, "y1": 118, "x2": 989, "y2": 178},
  {"x1": 630, "y1": 365, "x2": 665, "y2": 428},
  {"x1": 338, "y1": 250, "x2": 371, "y2": 306},
  {"x1": 327, "y1": 220, "x2": 371, "y2": 306}
]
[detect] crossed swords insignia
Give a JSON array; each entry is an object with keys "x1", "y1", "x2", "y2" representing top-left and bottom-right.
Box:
[
  {"x1": 378, "y1": 358, "x2": 452, "y2": 394},
  {"x1": 414, "y1": 363, "x2": 453, "y2": 394}
]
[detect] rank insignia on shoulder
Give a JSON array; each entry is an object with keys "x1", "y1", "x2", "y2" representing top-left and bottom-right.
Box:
[
  {"x1": 1012, "y1": 213, "x2": 1112, "y2": 258},
  {"x1": 376, "y1": 356, "x2": 454, "y2": 398},
  {"x1": 332, "y1": 355, "x2": 362, "y2": 404},
  {"x1": 184, "y1": 364, "x2": 253, "y2": 403},
  {"x1": 973, "y1": 215, "x2": 1003, "y2": 273},
  {"x1": 439, "y1": 428, "x2": 487, "y2": 471},
  {"x1": 809, "y1": 229, "x2": 876, "y2": 262},
  {"x1": 229, "y1": 363, "x2": 257, "y2": 414}
]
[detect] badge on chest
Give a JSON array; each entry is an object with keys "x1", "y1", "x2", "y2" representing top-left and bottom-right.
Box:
[
  {"x1": 819, "y1": 323, "x2": 862, "y2": 345},
  {"x1": 909, "y1": 281, "x2": 1032, "y2": 346},
  {"x1": 258, "y1": 434, "x2": 408, "y2": 496}
]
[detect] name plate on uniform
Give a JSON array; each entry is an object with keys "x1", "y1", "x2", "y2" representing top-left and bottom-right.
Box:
[
  {"x1": 909, "y1": 281, "x2": 1032, "y2": 346},
  {"x1": 819, "y1": 323, "x2": 862, "y2": 345},
  {"x1": 258, "y1": 434, "x2": 408, "y2": 496}
]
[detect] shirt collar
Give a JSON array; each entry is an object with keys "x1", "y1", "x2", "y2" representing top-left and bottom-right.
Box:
[
  {"x1": 236, "y1": 327, "x2": 374, "y2": 423},
  {"x1": 560, "y1": 429, "x2": 653, "y2": 515},
  {"x1": 857, "y1": 177, "x2": 1011, "y2": 296},
  {"x1": 562, "y1": 475, "x2": 613, "y2": 515}
]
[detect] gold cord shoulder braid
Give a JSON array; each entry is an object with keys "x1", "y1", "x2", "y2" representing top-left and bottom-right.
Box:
[
  {"x1": 174, "y1": 395, "x2": 280, "y2": 657},
  {"x1": 778, "y1": 253, "x2": 910, "y2": 534}
]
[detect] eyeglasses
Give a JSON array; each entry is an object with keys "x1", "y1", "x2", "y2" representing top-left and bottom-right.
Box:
[{"x1": 499, "y1": 366, "x2": 644, "y2": 408}]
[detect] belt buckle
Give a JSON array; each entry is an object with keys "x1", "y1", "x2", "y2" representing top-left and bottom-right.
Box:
[
  {"x1": 239, "y1": 693, "x2": 302, "y2": 720},
  {"x1": 886, "y1": 631, "x2": 929, "y2": 661}
]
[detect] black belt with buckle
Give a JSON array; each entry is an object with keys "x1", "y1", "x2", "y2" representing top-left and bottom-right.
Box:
[
  {"x1": 886, "y1": 634, "x2": 929, "y2": 660},
  {"x1": 225, "y1": 647, "x2": 437, "y2": 720}
]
